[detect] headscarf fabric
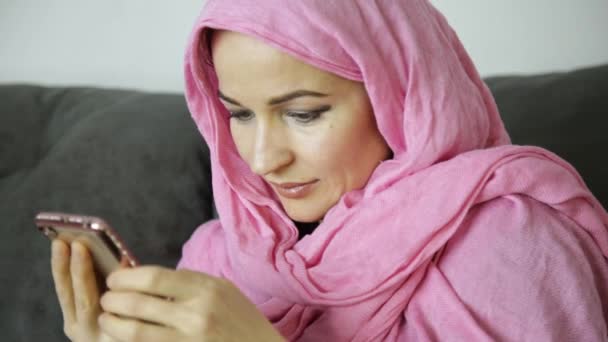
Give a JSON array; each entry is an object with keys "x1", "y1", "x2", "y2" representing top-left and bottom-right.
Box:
[{"x1": 179, "y1": 1, "x2": 608, "y2": 340}]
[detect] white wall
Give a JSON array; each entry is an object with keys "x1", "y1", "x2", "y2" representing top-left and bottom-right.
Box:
[
  {"x1": 430, "y1": 0, "x2": 608, "y2": 77},
  {"x1": 1, "y1": 0, "x2": 607, "y2": 93},
  {"x1": 0, "y1": 0, "x2": 203, "y2": 93}
]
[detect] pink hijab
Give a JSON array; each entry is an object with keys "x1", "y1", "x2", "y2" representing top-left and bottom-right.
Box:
[{"x1": 179, "y1": 0, "x2": 608, "y2": 340}]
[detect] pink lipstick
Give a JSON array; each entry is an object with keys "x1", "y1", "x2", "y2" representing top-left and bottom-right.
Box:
[{"x1": 270, "y1": 180, "x2": 319, "y2": 199}]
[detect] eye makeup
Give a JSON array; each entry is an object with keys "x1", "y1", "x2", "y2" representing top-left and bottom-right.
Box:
[{"x1": 227, "y1": 105, "x2": 332, "y2": 124}]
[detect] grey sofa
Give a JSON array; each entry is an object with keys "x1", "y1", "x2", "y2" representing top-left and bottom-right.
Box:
[{"x1": 1, "y1": 63, "x2": 607, "y2": 341}]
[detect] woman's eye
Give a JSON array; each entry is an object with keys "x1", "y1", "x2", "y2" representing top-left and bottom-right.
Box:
[
  {"x1": 229, "y1": 110, "x2": 254, "y2": 121},
  {"x1": 285, "y1": 106, "x2": 330, "y2": 123}
]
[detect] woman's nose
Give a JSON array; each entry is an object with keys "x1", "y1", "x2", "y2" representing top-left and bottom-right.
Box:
[{"x1": 250, "y1": 123, "x2": 293, "y2": 175}]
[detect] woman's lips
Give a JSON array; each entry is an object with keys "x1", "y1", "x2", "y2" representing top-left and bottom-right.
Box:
[{"x1": 270, "y1": 180, "x2": 319, "y2": 199}]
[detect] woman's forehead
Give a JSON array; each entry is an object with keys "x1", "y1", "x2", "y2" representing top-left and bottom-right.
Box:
[{"x1": 210, "y1": 30, "x2": 355, "y2": 97}]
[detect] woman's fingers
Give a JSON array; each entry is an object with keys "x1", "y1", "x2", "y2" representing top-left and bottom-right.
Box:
[
  {"x1": 70, "y1": 241, "x2": 102, "y2": 329},
  {"x1": 101, "y1": 291, "x2": 189, "y2": 329},
  {"x1": 51, "y1": 239, "x2": 77, "y2": 330},
  {"x1": 99, "y1": 312, "x2": 175, "y2": 342},
  {"x1": 108, "y1": 266, "x2": 214, "y2": 300}
]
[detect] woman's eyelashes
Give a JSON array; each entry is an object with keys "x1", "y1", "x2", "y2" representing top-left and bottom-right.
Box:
[
  {"x1": 228, "y1": 105, "x2": 332, "y2": 124},
  {"x1": 228, "y1": 109, "x2": 254, "y2": 121},
  {"x1": 285, "y1": 105, "x2": 331, "y2": 123}
]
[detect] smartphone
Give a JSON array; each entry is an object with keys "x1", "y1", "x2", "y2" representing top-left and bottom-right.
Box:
[{"x1": 36, "y1": 212, "x2": 138, "y2": 278}]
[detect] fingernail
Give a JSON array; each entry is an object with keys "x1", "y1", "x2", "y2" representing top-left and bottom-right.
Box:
[
  {"x1": 72, "y1": 242, "x2": 82, "y2": 255},
  {"x1": 51, "y1": 240, "x2": 59, "y2": 255}
]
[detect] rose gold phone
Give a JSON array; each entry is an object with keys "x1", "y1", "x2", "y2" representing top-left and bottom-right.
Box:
[{"x1": 36, "y1": 212, "x2": 138, "y2": 277}]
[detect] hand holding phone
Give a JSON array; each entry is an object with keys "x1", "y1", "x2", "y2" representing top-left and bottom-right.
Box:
[
  {"x1": 36, "y1": 212, "x2": 138, "y2": 277},
  {"x1": 37, "y1": 212, "x2": 137, "y2": 342}
]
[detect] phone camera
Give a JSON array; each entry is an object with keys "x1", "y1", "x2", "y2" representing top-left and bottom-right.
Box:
[{"x1": 43, "y1": 226, "x2": 58, "y2": 239}]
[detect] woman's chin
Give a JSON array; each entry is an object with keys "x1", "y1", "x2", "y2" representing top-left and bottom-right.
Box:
[{"x1": 283, "y1": 204, "x2": 325, "y2": 223}]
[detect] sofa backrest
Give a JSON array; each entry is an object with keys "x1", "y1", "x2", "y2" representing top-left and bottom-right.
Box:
[{"x1": 486, "y1": 64, "x2": 608, "y2": 210}]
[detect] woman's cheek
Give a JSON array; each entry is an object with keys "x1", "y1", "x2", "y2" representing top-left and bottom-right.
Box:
[
  {"x1": 231, "y1": 124, "x2": 255, "y2": 162},
  {"x1": 309, "y1": 130, "x2": 354, "y2": 177}
]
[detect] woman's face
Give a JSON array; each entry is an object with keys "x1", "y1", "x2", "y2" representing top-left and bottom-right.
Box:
[{"x1": 212, "y1": 31, "x2": 390, "y2": 222}]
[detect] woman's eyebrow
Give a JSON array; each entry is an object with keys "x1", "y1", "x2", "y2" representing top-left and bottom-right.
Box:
[
  {"x1": 217, "y1": 90, "x2": 328, "y2": 107},
  {"x1": 218, "y1": 91, "x2": 241, "y2": 106},
  {"x1": 267, "y1": 90, "x2": 328, "y2": 105}
]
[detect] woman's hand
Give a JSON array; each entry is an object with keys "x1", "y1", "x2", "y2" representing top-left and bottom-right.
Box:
[
  {"x1": 98, "y1": 266, "x2": 285, "y2": 342},
  {"x1": 51, "y1": 239, "x2": 118, "y2": 342}
]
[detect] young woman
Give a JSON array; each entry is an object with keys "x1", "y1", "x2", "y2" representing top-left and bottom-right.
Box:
[{"x1": 52, "y1": 1, "x2": 608, "y2": 340}]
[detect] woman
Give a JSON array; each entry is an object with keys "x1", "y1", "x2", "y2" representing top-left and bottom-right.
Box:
[{"x1": 51, "y1": 0, "x2": 608, "y2": 341}]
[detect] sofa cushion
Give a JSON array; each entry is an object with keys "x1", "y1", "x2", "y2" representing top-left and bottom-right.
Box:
[
  {"x1": 0, "y1": 85, "x2": 213, "y2": 342},
  {"x1": 486, "y1": 64, "x2": 608, "y2": 209}
]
